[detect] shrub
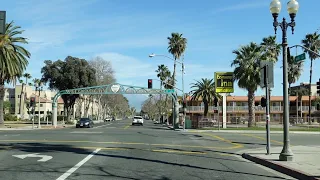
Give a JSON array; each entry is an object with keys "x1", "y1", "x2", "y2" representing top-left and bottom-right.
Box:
[{"x1": 4, "y1": 114, "x2": 18, "y2": 121}]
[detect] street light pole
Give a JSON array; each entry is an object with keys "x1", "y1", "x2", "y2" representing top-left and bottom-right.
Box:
[
  {"x1": 270, "y1": 0, "x2": 299, "y2": 161},
  {"x1": 149, "y1": 53, "x2": 185, "y2": 129}
]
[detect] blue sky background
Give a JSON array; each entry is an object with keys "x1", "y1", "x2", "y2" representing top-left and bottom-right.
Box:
[{"x1": 2, "y1": 0, "x2": 320, "y2": 111}]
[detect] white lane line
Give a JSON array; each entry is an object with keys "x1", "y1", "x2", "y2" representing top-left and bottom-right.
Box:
[
  {"x1": 56, "y1": 148, "x2": 101, "y2": 180},
  {"x1": 93, "y1": 123, "x2": 112, "y2": 129},
  {"x1": 70, "y1": 131, "x2": 102, "y2": 134}
]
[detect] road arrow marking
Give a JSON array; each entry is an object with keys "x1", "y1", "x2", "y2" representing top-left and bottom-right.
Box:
[{"x1": 12, "y1": 153, "x2": 53, "y2": 162}]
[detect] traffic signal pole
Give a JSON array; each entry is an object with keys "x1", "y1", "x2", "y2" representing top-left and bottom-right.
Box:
[{"x1": 264, "y1": 65, "x2": 271, "y2": 155}]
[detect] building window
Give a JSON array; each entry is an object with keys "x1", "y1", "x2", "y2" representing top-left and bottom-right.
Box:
[
  {"x1": 40, "y1": 104, "x2": 43, "y2": 107},
  {"x1": 17, "y1": 95, "x2": 21, "y2": 98}
]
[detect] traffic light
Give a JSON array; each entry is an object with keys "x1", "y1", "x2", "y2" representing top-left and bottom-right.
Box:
[
  {"x1": 30, "y1": 97, "x2": 35, "y2": 107},
  {"x1": 214, "y1": 97, "x2": 218, "y2": 107},
  {"x1": 261, "y1": 97, "x2": 266, "y2": 107},
  {"x1": 317, "y1": 78, "x2": 320, "y2": 95},
  {"x1": 148, "y1": 79, "x2": 152, "y2": 89}
]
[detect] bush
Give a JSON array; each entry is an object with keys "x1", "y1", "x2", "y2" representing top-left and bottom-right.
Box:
[
  {"x1": 4, "y1": 114, "x2": 18, "y2": 121},
  {"x1": 57, "y1": 115, "x2": 67, "y2": 121}
]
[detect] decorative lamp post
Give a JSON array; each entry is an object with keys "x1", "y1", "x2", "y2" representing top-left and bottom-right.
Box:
[{"x1": 270, "y1": 0, "x2": 299, "y2": 161}]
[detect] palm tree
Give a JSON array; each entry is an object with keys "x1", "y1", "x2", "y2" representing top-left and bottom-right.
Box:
[
  {"x1": 0, "y1": 21, "x2": 31, "y2": 123},
  {"x1": 290, "y1": 87, "x2": 309, "y2": 123},
  {"x1": 19, "y1": 73, "x2": 32, "y2": 119},
  {"x1": 302, "y1": 32, "x2": 320, "y2": 124},
  {"x1": 260, "y1": 35, "x2": 281, "y2": 63},
  {"x1": 156, "y1": 64, "x2": 170, "y2": 123},
  {"x1": 167, "y1": 32, "x2": 187, "y2": 125},
  {"x1": 231, "y1": 42, "x2": 263, "y2": 127},
  {"x1": 288, "y1": 55, "x2": 303, "y2": 91},
  {"x1": 190, "y1": 78, "x2": 218, "y2": 117}
]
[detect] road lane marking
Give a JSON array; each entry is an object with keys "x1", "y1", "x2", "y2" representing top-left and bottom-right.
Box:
[
  {"x1": 152, "y1": 149, "x2": 206, "y2": 154},
  {"x1": 70, "y1": 131, "x2": 103, "y2": 134},
  {"x1": 93, "y1": 123, "x2": 112, "y2": 129},
  {"x1": 240, "y1": 134, "x2": 284, "y2": 145},
  {"x1": 123, "y1": 124, "x2": 131, "y2": 129},
  {"x1": 12, "y1": 153, "x2": 52, "y2": 162},
  {"x1": 56, "y1": 148, "x2": 101, "y2": 180},
  {"x1": 0, "y1": 139, "x2": 240, "y2": 150},
  {"x1": 201, "y1": 133, "x2": 244, "y2": 149}
]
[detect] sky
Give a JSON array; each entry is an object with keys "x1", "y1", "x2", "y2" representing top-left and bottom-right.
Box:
[{"x1": 2, "y1": 0, "x2": 320, "y2": 111}]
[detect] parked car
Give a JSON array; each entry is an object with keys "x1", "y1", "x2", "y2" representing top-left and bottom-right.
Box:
[
  {"x1": 104, "y1": 118, "x2": 111, "y2": 122},
  {"x1": 132, "y1": 116, "x2": 144, "y2": 126},
  {"x1": 76, "y1": 118, "x2": 94, "y2": 128}
]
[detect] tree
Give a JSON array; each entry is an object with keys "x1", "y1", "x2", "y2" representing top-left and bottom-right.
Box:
[
  {"x1": 0, "y1": 21, "x2": 31, "y2": 124},
  {"x1": 260, "y1": 35, "x2": 281, "y2": 63},
  {"x1": 41, "y1": 56, "x2": 97, "y2": 121},
  {"x1": 167, "y1": 32, "x2": 187, "y2": 125},
  {"x1": 19, "y1": 73, "x2": 32, "y2": 119},
  {"x1": 190, "y1": 78, "x2": 219, "y2": 117},
  {"x1": 302, "y1": 32, "x2": 320, "y2": 124},
  {"x1": 3, "y1": 101, "x2": 11, "y2": 113},
  {"x1": 231, "y1": 42, "x2": 263, "y2": 127},
  {"x1": 288, "y1": 55, "x2": 303, "y2": 91},
  {"x1": 155, "y1": 64, "x2": 170, "y2": 122},
  {"x1": 89, "y1": 56, "x2": 115, "y2": 120}
]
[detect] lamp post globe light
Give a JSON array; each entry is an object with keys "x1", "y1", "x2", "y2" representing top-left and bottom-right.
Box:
[{"x1": 269, "y1": 0, "x2": 299, "y2": 161}]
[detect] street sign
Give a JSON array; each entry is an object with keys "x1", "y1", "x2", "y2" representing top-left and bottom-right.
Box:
[
  {"x1": 111, "y1": 84, "x2": 120, "y2": 93},
  {"x1": 260, "y1": 61, "x2": 274, "y2": 88},
  {"x1": 214, "y1": 72, "x2": 234, "y2": 93},
  {"x1": 0, "y1": 11, "x2": 6, "y2": 35},
  {"x1": 165, "y1": 89, "x2": 175, "y2": 93},
  {"x1": 294, "y1": 53, "x2": 306, "y2": 63},
  {"x1": 12, "y1": 153, "x2": 53, "y2": 162}
]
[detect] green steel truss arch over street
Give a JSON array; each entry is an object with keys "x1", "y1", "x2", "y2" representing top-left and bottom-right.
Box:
[{"x1": 51, "y1": 83, "x2": 177, "y2": 127}]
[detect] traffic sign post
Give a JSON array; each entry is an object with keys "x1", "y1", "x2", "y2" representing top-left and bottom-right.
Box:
[{"x1": 294, "y1": 53, "x2": 306, "y2": 63}]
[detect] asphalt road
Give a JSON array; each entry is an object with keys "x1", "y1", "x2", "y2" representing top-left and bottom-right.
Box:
[{"x1": 0, "y1": 119, "x2": 318, "y2": 180}]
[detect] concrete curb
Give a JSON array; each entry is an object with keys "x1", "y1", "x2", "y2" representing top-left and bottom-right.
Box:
[
  {"x1": 242, "y1": 153, "x2": 320, "y2": 180},
  {"x1": 185, "y1": 130, "x2": 320, "y2": 134}
]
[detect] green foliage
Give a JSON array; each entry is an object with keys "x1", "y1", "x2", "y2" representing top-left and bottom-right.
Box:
[
  {"x1": 190, "y1": 78, "x2": 219, "y2": 117},
  {"x1": 4, "y1": 114, "x2": 18, "y2": 121},
  {"x1": 41, "y1": 56, "x2": 97, "y2": 119},
  {"x1": 167, "y1": 33, "x2": 187, "y2": 60},
  {"x1": 288, "y1": 55, "x2": 303, "y2": 86},
  {"x1": 0, "y1": 21, "x2": 31, "y2": 84},
  {"x1": 0, "y1": 21, "x2": 31, "y2": 124},
  {"x1": 302, "y1": 32, "x2": 320, "y2": 61},
  {"x1": 3, "y1": 100, "x2": 10, "y2": 111}
]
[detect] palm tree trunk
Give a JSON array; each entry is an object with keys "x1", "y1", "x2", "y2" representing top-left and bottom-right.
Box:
[
  {"x1": 160, "y1": 81, "x2": 163, "y2": 123},
  {"x1": 308, "y1": 59, "x2": 313, "y2": 125},
  {"x1": 172, "y1": 58, "x2": 179, "y2": 126},
  {"x1": 203, "y1": 101, "x2": 209, "y2": 117},
  {"x1": 0, "y1": 83, "x2": 5, "y2": 124},
  {"x1": 248, "y1": 90, "x2": 255, "y2": 127}
]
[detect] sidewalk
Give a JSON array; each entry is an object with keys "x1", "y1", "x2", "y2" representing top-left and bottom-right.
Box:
[
  {"x1": 242, "y1": 146, "x2": 320, "y2": 180},
  {"x1": 0, "y1": 124, "x2": 73, "y2": 130},
  {"x1": 186, "y1": 129, "x2": 320, "y2": 134}
]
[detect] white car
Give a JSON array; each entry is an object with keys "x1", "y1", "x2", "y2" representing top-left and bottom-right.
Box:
[{"x1": 132, "y1": 116, "x2": 144, "y2": 126}]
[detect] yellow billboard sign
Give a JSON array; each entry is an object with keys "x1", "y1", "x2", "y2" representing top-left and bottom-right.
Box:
[{"x1": 215, "y1": 72, "x2": 234, "y2": 93}]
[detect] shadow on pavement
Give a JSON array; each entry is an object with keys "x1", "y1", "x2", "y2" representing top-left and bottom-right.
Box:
[
  {"x1": 93, "y1": 153, "x2": 288, "y2": 179},
  {"x1": 0, "y1": 143, "x2": 289, "y2": 179}
]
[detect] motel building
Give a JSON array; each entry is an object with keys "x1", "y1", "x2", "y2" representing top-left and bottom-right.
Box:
[{"x1": 184, "y1": 95, "x2": 319, "y2": 127}]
